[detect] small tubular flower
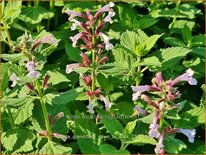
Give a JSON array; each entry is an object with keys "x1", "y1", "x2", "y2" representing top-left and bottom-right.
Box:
[
  {"x1": 66, "y1": 63, "x2": 81, "y2": 74},
  {"x1": 87, "y1": 100, "x2": 95, "y2": 114},
  {"x1": 10, "y1": 73, "x2": 20, "y2": 87},
  {"x1": 103, "y1": 11, "x2": 116, "y2": 24},
  {"x1": 131, "y1": 85, "x2": 150, "y2": 100},
  {"x1": 70, "y1": 32, "x2": 83, "y2": 47},
  {"x1": 148, "y1": 111, "x2": 161, "y2": 138},
  {"x1": 99, "y1": 32, "x2": 113, "y2": 51},
  {"x1": 26, "y1": 61, "x2": 41, "y2": 78},
  {"x1": 134, "y1": 105, "x2": 148, "y2": 115},
  {"x1": 70, "y1": 19, "x2": 81, "y2": 31},
  {"x1": 94, "y1": 2, "x2": 115, "y2": 19},
  {"x1": 171, "y1": 68, "x2": 197, "y2": 86},
  {"x1": 154, "y1": 133, "x2": 165, "y2": 154},
  {"x1": 179, "y1": 128, "x2": 196, "y2": 143},
  {"x1": 99, "y1": 95, "x2": 112, "y2": 111}
]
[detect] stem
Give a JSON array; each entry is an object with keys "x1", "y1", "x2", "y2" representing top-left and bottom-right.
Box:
[
  {"x1": 34, "y1": 0, "x2": 39, "y2": 6},
  {"x1": 47, "y1": 0, "x2": 54, "y2": 31},
  {"x1": 4, "y1": 23, "x2": 14, "y2": 53},
  {"x1": 159, "y1": 101, "x2": 165, "y2": 131},
  {"x1": 6, "y1": 107, "x2": 15, "y2": 128},
  {"x1": 35, "y1": 80, "x2": 52, "y2": 141},
  {"x1": 136, "y1": 57, "x2": 141, "y2": 86},
  {"x1": 91, "y1": 49, "x2": 96, "y2": 91}
]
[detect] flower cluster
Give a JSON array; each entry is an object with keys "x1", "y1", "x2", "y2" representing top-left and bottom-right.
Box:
[
  {"x1": 65, "y1": 2, "x2": 115, "y2": 51},
  {"x1": 65, "y1": 2, "x2": 115, "y2": 113},
  {"x1": 132, "y1": 69, "x2": 197, "y2": 154}
]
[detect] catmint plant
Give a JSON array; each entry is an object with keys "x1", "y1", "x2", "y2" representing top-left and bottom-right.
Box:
[
  {"x1": 65, "y1": 2, "x2": 115, "y2": 113},
  {"x1": 8, "y1": 31, "x2": 66, "y2": 142},
  {"x1": 132, "y1": 69, "x2": 197, "y2": 154}
]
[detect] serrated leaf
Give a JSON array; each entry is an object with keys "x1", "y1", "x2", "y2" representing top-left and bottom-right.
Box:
[
  {"x1": 192, "y1": 34, "x2": 205, "y2": 47},
  {"x1": 2, "y1": 130, "x2": 17, "y2": 151},
  {"x1": 3, "y1": 1, "x2": 22, "y2": 24},
  {"x1": 164, "y1": 37, "x2": 185, "y2": 46},
  {"x1": 1, "y1": 53, "x2": 25, "y2": 62},
  {"x1": 117, "y1": 101, "x2": 134, "y2": 116},
  {"x1": 65, "y1": 41, "x2": 81, "y2": 62},
  {"x1": 125, "y1": 134, "x2": 157, "y2": 145},
  {"x1": 43, "y1": 87, "x2": 83, "y2": 105},
  {"x1": 182, "y1": 25, "x2": 192, "y2": 43},
  {"x1": 97, "y1": 109, "x2": 124, "y2": 137},
  {"x1": 97, "y1": 73, "x2": 114, "y2": 92},
  {"x1": 14, "y1": 101, "x2": 34, "y2": 125},
  {"x1": 20, "y1": 6, "x2": 54, "y2": 24},
  {"x1": 174, "y1": 106, "x2": 205, "y2": 128},
  {"x1": 47, "y1": 70, "x2": 70, "y2": 85},
  {"x1": 99, "y1": 144, "x2": 130, "y2": 154},
  {"x1": 1, "y1": 96, "x2": 35, "y2": 107},
  {"x1": 39, "y1": 141, "x2": 72, "y2": 154},
  {"x1": 123, "y1": 120, "x2": 137, "y2": 136},
  {"x1": 165, "y1": 109, "x2": 181, "y2": 120},
  {"x1": 138, "y1": 112, "x2": 155, "y2": 124},
  {"x1": 164, "y1": 135, "x2": 187, "y2": 154},
  {"x1": 73, "y1": 112, "x2": 100, "y2": 154}
]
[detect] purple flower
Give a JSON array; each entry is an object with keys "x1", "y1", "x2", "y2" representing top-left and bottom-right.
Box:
[
  {"x1": 134, "y1": 105, "x2": 148, "y2": 115},
  {"x1": 179, "y1": 128, "x2": 196, "y2": 143},
  {"x1": 27, "y1": 70, "x2": 41, "y2": 78},
  {"x1": 70, "y1": 18, "x2": 81, "y2": 31},
  {"x1": 148, "y1": 111, "x2": 160, "y2": 138},
  {"x1": 99, "y1": 32, "x2": 113, "y2": 51},
  {"x1": 103, "y1": 11, "x2": 115, "y2": 24},
  {"x1": 171, "y1": 68, "x2": 197, "y2": 86},
  {"x1": 99, "y1": 95, "x2": 112, "y2": 111},
  {"x1": 10, "y1": 73, "x2": 20, "y2": 87},
  {"x1": 94, "y1": 2, "x2": 115, "y2": 19},
  {"x1": 70, "y1": 32, "x2": 82, "y2": 47},
  {"x1": 87, "y1": 100, "x2": 95, "y2": 114},
  {"x1": 131, "y1": 85, "x2": 150, "y2": 100},
  {"x1": 154, "y1": 133, "x2": 164, "y2": 154}
]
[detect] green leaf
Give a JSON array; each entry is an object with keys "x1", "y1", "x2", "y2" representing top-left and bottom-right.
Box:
[
  {"x1": 164, "y1": 135, "x2": 187, "y2": 154},
  {"x1": 164, "y1": 37, "x2": 185, "y2": 46},
  {"x1": 14, "y1": 100, "x2": 34, "y2": 125},
  {"x1": 97, "y1": 109, "x2": 124, "y2": 137},
  {"x1": 138, "y1": 17, "x2": 158, "y2": 29},
  {"x1": 39, "y1": 141, "x2": 72, "y2": 154},
  {"x1": 125, "y1": 134, "x2": 157, "y2": 145},
  {"x1": 2, "y1": 130, "x2": 17, "y2": 151},
  {"x1": 123, "y1": 120, "x2": 137, "y2": 136},
  {"x1": 20, "y1": 6, "x2": 54, "y2": 24},
  {"x1": 116, "y1": 101, "x2": 134, "y2": 116},
  {"x1": 1, "y1": 63, "x2": 9, "y2": 93},
  {"x1": 174, "y1": 106, "x2": 205, "y2": 128},
  {"x1": 73, "y1": 112, "x2": 100, "y2": 154},
  {"x1": 3, "y1": 1, "x2": 22, "y2": 24},
  {"x1": 182, "y1": 25, "x2": 192, "y2": 43},
  {"x1": 65, "y1": 41, "x2": 81, "y2": 62},
  {"x1": 192, "y1": 34, "x2": 205, "y2": 47},
  {"x1": 191, "y1": 47, "x2": 205, "y2": 58},
  {"x1": 47, "y1": 70, "x2": 70, "y2": 85},
  {"x1": 1, "y1": 53, "x2": 25, "y2": 62},
  {"x1": 1, "y1": 96, "x2": 35, "y2": 107},
  {"x1": 165, "y1": 109, "x2": 181, "y2": 120},
  {"x1": 43, "y1": 87, "x2": 83, "y2": 105},
  {"x1": 97, "y1": 73, "x2": 114, "y2": 92},
  {"x1": 99, "y1": 144, "x2": 130, "y2": 154},
  {"x1": 2, "y1": 128, "x2": 35, "y2": 153},
  {"x1": 141, "y1": 56, "x2": 162, "y2": 68},
  {"x1": 138, "y1": 112, "x2": 155, "y2": 124},
  {"x1": 152, "y1": 47, "x2": 191, "y2": 70}
]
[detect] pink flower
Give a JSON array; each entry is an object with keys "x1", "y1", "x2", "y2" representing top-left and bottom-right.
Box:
[
  {"x1": 99, "y1": 95, "x2": 112, "y2": 111},
  {"x1": 94, "y1": 2, "x2": 115, "y2": 19},
  {"x1": 171, "y1": 68, "x2": 197, "y2": 86},
  {"x1": 10, "y1": 73, "x2": 20, "y2": 87},
  {"x1": 27, "y1": 70, "x2": 41, "y2": 78},
  {"x1": 154, "y1": 133, "x2": 164, "y2": 154},
  {"x1": 70, "y1": 18, "x2": 81, "y2": 31},
  {"x1": 39, "y1": 34, "x2": 57, "y2": 44},
  {"x1": 179, "y1": 128, "x2": 196, "y2": 143},
  {"x1": 131, "y1": 85, "x2": 150, "y2": 100},
  {"x1": 66, "y1": 63, "x2": 81, "y2": 74},
  {"x1": 70, "y1": 32, "x2": 82, "y2": 47},
  {"x1": 103, "y1": 11, "x2": 115, "y2": 24},
  {"x1": 99, "y1": 32, "x2": 113, "y2": 51},
  {"x1": 26, "y1": 61, "x2": 36, "y2": 71},
  {"x1": 148, "y1": 111, "x2": 160, "y2": 138},
  {"x1": 65, "y1": 10, "x2": 87, "y2": 20}
]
